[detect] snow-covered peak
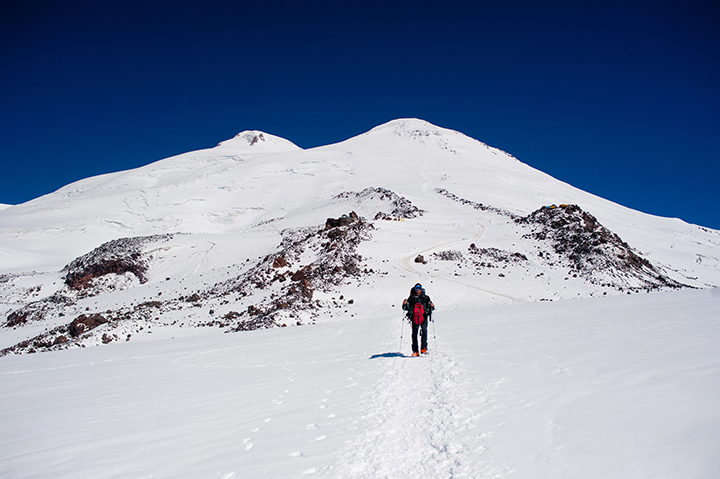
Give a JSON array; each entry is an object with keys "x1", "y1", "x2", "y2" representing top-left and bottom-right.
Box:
[
  {"x1": 361, "y1": 118, "x2": 447, "y2": 140},
  {"x1": 362, "y1": 118, "x2": 464, "y2": 141},
  {"x1": 343, "y1": 118, "x2": 497, "y2": 158},
  {"x1": 214, "y1": 130, "x2": 302, "y2": 154},
  {"x1": 367, "y1": 117, "x2": 438, "y2": 132}
]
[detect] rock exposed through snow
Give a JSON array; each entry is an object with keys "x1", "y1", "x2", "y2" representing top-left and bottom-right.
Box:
[
  {"x1": 63, "y1": 234, "x2": 175, "y2": 293},
  {"x1": 0, "y1": 189, "x2": 704, "y2": 356},
  {"x1": 1, "y1": 214, "x2": 376, "y2": 355},
  {"x1": 515, "y1": 204, "x2": 686, "y2": 291},
  {"x1": 334, "y1": 187, "x2": 425, "y2": 219}
]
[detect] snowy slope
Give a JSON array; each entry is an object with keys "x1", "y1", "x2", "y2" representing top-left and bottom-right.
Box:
[
  {"x1": 1, "y1": 119, "x2": 717, "y2": 279},
  {"x1": 1, "y1": 117, "x2": 719, "y2": 349},
  {"x1": 1, "y1": 119, "x2": 720, "y2": 478},
  {"x1": 0, "y1": 131, "x2": 301, "y2": 272}
]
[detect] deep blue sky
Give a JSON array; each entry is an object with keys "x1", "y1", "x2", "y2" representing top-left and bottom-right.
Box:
[{"x1": 2, "y1": 0, "x2": 719, "y2": 229}]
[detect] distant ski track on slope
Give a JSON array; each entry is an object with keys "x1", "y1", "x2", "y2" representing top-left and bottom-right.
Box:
[
  {"x1": 396, "y1": 224, "x2": 530, "y2": 304},
  {"x1": 320, "y1": 317, "x2": 505, "y2": 479},
  {"x1": 408, "y1": 180, "x2": 530, "y2": 304}
]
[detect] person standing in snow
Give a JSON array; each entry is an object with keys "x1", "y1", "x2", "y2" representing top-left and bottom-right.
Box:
[{"x1": 402, "y1": 283, "x2": 434, "y2": 356}]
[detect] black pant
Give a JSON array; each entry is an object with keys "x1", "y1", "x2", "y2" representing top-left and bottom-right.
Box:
[{"x1": 411, "y1": 320, "x2": 428, "y2": 353}]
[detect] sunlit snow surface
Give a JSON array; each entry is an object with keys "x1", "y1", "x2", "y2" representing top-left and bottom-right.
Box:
[
  {"x1": 2, "y1": 289, "x2": 719, "y2": 478},
  {"x1": 1, "y1": 119, "x2": 720, "y2": 478}
]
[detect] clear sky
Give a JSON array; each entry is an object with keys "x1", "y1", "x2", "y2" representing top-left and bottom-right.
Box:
[{"x1": 2, "y1": 0, "x2": 719, "y2": 229}]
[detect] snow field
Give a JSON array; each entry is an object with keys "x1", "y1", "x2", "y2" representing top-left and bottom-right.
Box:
[
  {"x1": 446, "y1": 288, "x2": 720, "y2": 478},
  {"x1": 2, "y1": 288, "x2": 719, "y2": 478},
  {"x1": 0, "y1": 322, "x2": 375, "y2": 478}
]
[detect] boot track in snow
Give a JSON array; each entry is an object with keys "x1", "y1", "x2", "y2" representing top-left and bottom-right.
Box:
[{"x1": 318, "y1": 316, "x2": 506, "y2": 478}]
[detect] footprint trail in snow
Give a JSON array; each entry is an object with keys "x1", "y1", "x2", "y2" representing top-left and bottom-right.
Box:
[{"x1": 320, "y1": 317, "x2": 503, "y2": 478}]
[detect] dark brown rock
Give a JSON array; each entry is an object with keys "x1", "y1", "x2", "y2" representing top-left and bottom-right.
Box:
[{"x1": 68, "y1": 314, "x2": 108, "y2": 337}]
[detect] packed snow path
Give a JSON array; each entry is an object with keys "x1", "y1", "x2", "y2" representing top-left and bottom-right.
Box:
[
  {"x1": 2, "y1": 289, "x2": 720, "y2": 478},
  {"x1": 319, "y1": 317, "x2": 493, "y2": 479}
]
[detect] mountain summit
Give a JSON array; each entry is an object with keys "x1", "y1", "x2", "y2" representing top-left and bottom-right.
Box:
[
  {"x1": 363, "y1": 118, "x2": 481, "y2": 146},
  {"x1": 215, "y1": 130, "x2": 302, "y2": 154}
]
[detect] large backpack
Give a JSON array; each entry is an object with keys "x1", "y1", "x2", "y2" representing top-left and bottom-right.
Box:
[{"x1": 412, "y1": 302, "x2": 426, "y2": 325}]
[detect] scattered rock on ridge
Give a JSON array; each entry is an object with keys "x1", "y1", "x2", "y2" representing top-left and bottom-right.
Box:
[
  {"x1": 1, "y1": 188, "x2": 699, "y2": 357},
  {"x1": 435, "y1": 188, "x2": 518, "y2": 219},
  {"x1": 63, "y1": 234, "x2": 174, "y2": 293},
  {"x1": 3, "y1": 293, "x2": 73, "y2": 328},
  {"x1": 467, "y1": 245, "x2": 528, "y2": 268},
  {"x1": 244, "y1": 132, "x2": 265, "y2": 145},
  {"x1": 516, "y1": 204, "x2": 686, "y2": 290},
  {"x1": 215, "y1": 217, "x2": 374, "y2": 332},
  {"x1": 432, "y1": 250, "x2": 464, "y2": 261},
  {"x1": 334, "y1": 187, "x2": 425, "y2": 219}
]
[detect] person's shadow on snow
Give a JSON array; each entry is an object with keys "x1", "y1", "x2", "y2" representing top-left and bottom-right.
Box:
[{"x1": 369, "y1": 352, "x2": 407, "y2": 359}]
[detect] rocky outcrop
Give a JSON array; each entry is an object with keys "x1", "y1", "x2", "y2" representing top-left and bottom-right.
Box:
[
  {"x1": 326, "y1": 211, "x2": 359, "y2": 229},
  {"x1": 68, "y1": 314, "x2": 108, "y2": 337},
  {"x1": 63, "y1": 234, "x2": 173, "y2": 291},
  {"x1": 334, "y1": 187, "x2": 425, "y2": 219},
  {"x1": 215, "y1": 216, "x2": 374, "y2": 331},
  {"x1": 516, "y1": 204, "x2": 686, "y2": 290},
  {"x1": 3, "y1": 293, "x2": 73, "y2": 328}
]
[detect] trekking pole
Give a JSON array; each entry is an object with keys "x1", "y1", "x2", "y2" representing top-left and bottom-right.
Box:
[
  {"x1": 432, "y1": 313, "x2": 437, "y2": 352},
  {"x1": 399, "y1": 314, "x2": 405, "y2": 353}
]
